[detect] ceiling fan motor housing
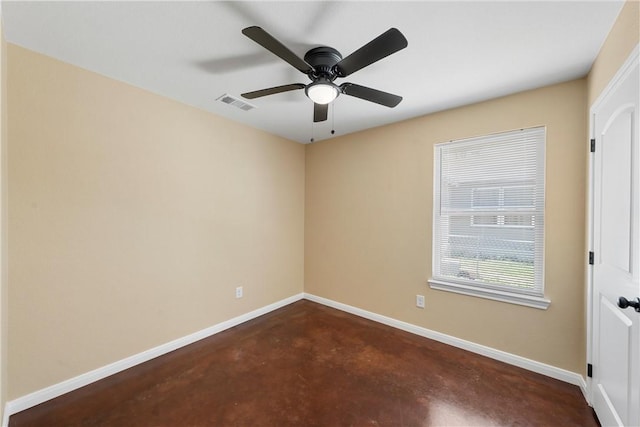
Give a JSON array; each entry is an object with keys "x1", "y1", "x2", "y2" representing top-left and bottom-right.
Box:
[{"x1": 304, "y1": 46, "x2": 342, "y2": 81}]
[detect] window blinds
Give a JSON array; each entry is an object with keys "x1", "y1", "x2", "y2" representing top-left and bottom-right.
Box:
[{"x1": 433, "y1": 127, "x2": 545, "y2": 296}]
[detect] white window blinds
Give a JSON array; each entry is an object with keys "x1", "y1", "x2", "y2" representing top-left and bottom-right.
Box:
[{"x1": 432, "y1": 127, "x2": 545, "y2": 300}]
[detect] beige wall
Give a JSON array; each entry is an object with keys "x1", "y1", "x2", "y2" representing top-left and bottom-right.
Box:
[
  {"x1": 1, "y1": 19, "x2": 7, "y2": 423},
  {"x1": 588, "y1": 0, "x2": 639, "y2": 105},
  {"x1": 305, "y1": 79, "x2": 588, "y2": 373},
  {"x1": 7, "y1": 45, "x2": 305, "y2": 398}
]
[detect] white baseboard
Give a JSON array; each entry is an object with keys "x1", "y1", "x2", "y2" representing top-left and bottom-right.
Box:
[
  {"x1": 303, "y1": 293, "x2": 588, "y2": 398},
  {"x1": 2, "y1": 293, "x2": 305, "y2": 426}
]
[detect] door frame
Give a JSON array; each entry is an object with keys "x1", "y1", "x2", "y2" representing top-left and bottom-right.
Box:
[{"x1": 586, "y1": 43, "x2": 640, "y2": 406}]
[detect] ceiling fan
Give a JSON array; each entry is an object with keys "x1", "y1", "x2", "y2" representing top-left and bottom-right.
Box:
[{"x1": 240, "y1": 26, "x2": 408, "y2": 123}]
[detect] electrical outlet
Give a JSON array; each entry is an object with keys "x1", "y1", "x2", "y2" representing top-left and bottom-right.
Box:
[
  {"x1": 416, "y1": 294, "x2": 425, "y2": 308},
  {"x1": 235, "y1": 286, "x2": 243, "y2": 299}
]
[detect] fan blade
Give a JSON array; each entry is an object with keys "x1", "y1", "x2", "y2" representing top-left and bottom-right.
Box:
[
  {"x1": 242, "y1": 83, "x2": 305, "y2": 99},
  {"x1": 314, "y1": 103, "x2": 328, "y2": 122},
  {"x1": 242, "y1": 26, "x2": 313, "y2": 74},
  {"x1": 334, "y1": 28, "x2": 408, "y2": 77},
  {"x1": 340, "y1": 83, "x2": 402, "y2": 107}
]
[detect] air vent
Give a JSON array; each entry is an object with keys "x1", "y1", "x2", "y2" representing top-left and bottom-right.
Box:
[{"x1": 216, "y1": 94, "x2": 256, "y2": 111}]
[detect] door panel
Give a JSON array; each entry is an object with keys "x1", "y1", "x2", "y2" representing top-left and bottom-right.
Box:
[
  {"x1": 598, "y1": 296, "x2": 631, "y2": 422},
  {"x1": 600, "y1": 109, "x2": 632, "y2": 273}
]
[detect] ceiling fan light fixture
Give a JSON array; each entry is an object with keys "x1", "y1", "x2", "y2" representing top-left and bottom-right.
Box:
[{"x1": 306, "y1": 81, "x2": 339, "y2": 104}]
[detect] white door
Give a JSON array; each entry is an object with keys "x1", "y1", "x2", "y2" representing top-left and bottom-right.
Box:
[{"x1": 591, "y1": 50, "x2": 639, "y2": 427}]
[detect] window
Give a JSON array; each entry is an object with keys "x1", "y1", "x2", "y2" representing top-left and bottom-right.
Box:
[
  {"x1": 429, "y1": 127, "x2": 549, "y2": 309},
  {"x1": 470, "y1": 186, "x2": 535, "y2": 228},
  {"x1": 471, "y1": 184, "x2": 535, "y2": 227}
]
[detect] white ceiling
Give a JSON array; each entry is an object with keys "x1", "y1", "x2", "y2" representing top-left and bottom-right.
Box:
[{"x1": 2, "y1": 1, "x2": 625, "y2": 144}]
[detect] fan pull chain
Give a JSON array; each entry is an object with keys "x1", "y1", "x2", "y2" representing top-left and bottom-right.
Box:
[
  {"x1": 331, "y1": 102, "x2": 336, "y2": 136},
  {"x1": 309, "y1": 102, "x2": 337, "y2": 143}
]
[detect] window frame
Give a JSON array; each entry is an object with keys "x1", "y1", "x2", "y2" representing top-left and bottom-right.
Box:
[{"x1": 428, "y1": 127, "x2": 550, "y2": 310}]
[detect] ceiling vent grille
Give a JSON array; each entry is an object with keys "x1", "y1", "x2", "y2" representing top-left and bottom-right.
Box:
[{"x1": 216, "y1": 94, "x2": 256, "y2": 111}]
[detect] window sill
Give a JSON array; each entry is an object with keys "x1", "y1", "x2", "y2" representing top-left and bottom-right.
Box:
[{"x1": 428, "y1": 278, "x2": 551, "y2": 310}]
